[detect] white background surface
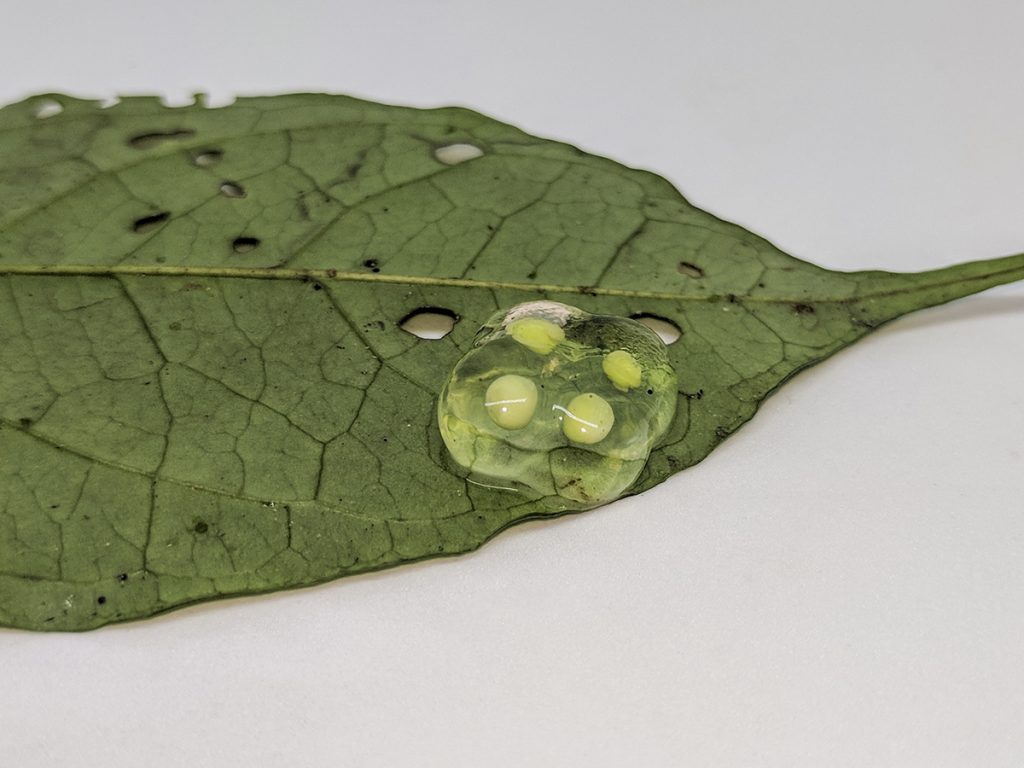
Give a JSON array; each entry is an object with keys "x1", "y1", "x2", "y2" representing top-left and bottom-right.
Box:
[{"x1": 2, "y1": 1, "x2": 1023, "y2": 766}]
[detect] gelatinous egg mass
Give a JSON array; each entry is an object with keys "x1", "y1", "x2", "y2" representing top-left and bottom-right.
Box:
[{"x1": 437, "y1": 301, "x2": 678, "y2": 508}]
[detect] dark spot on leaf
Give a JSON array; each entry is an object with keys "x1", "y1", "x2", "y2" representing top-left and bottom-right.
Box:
[
  {"x1": 97, "y1": 596, "x2": 107, "y2": 605},
  {"x1": 132, "y1": 211, "x2": 170, "y2": 234},
  {"x1": 400, "y1": 308, "x2": 458, "y2": 340},
  {"x1": 677, "y1": 261, "x2": 704, "y2": 278},
  {"x1": 727, "y1": 294, "x2": 739, "y2": 304},
  {"x1": 17, "y1": 417, "x2": 32, "y2": 428},
  {"x1": 683, "y1": 388, "x2": 704, "y2": 400},
  {"x1": 117, "y1": 573, "x2": 128, "y2": 582},
  {"x1": 347, "y1": 162, "x2": 363, "y2": 178},
  {"x1": 578, "y1": 285, "x2": 598, "y2": 296},
  {"x1": 168, "y1": 321, "x2": 182, "y2": 331},
  {"x1": 715, "y1": 426, "x2": 729, "y2": 439},
  {"x1": 631, "y1": 314, "x2": 681, "y2": 345},
  {"x1": 526, "y1": 271, "x2": 537, "y2": 280},
  {"x1": 191, "y1": 148, "x2": 223, "y2": 167},
  {"x1": 219, "y1": 181, "x2": 246, "y2": 198},
  {"x1": 362, "y1": 259, "x2": 381, "y2": 273},
  {"x1": 232, "y1": 236, "x2": 260, "y2": 253},
  {"x1": 792, "y1": 303, "x2": 816, "y2": 315},
  {"x1": 194, "y1": 521, "x2": 209, "y2": 534},
  {"x1": 129, "y1": 129, "x2": 196, "y2": 149},
  {"x1": 326, "y1": 268, "x2": 337, "y2": 278},
  {"x1": 646, "y1": 388, "x2": 654, "y2": 395}
]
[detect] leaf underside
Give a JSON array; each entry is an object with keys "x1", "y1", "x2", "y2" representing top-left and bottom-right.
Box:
[{"x1": 0, "y1": 93, "x2": 1020, "y2": 631}]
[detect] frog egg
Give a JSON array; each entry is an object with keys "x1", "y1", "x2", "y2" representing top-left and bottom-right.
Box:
[
  {"x1": 558, "y1": 393, "x2": 615, "y2": 444},
  {"x1": 602, "y1": 350, "x2": 642, "y2": 391},
  {"x1": 485, "y1": 374, "x2": 538, "y2": 430},
  {"x1": 506, "y1": 317, "x2": 565, "y2": 355}
]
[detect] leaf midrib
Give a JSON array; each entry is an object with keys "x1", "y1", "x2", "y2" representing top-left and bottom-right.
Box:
[{"x1": 1, "y1": 259, "x2": 1022, "y2": 304}]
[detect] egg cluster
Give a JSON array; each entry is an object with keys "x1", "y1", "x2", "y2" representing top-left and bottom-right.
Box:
[{"x1": 438, "y1": 301, "x2": 678, "y2": 507}]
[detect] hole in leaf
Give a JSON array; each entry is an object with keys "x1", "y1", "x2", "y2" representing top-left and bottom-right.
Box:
[
  {"x1": 362, "y1": 258, "x2": 381, "y2": 273},
  {"x1": 34, "y1": 99, "x2": 63, "y2": 119},
  {"x1": 192, "y1": 148, "x2": 223, "y2": 167},
  {"x1": 400, "y1": 308, "x2": 458, "y2": 340},
  {"x1": 232, "y1": 236, "x2": 260, "y2": 253},
  {"x1": 677, "y1": 261, "x2": 704, "y2": 278},
  {"x1": 129, "y1": 129, "x2": 196, "y2": 149},
  {"x1": 219, "y1": 181, "x2": 246, "y2": 198},
  {"x1": 632, "y1": 314, "x2": 681, "y2": 345},
  {"x1": 132, "y1": 211, "x2": 170, "y2": 234},
  {"x1": 434, "y1": 143, "x2": 484, "y2": 165},
  {"x1": 194, "y1": 521, "x2": 209, "y2": 534}
]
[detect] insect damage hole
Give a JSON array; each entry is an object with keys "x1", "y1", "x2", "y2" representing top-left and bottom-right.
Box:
[
  {"x1": 191, "y1": 148, "x2": 223, "y2": 167},
  {"x1": 219, "y1": 181, "x2": 246, "y2": 198},
  {"x1": 400, "y1": 308, "x2": 458, "y2": 340},
  {"x1": 33, "y1": 99, "x2": 63, "y2": 119},
  {"x1": 129, "y1": 129, "x2": 197, "y2": 149},
  {"x1": 632, "y1": 314, "x2": 681, "y2": 345},
  {"x1": 232, "y1": 236, "x2": 260, "y2": 253},
  {"x1": 677, "y1": 261, "x2": 705, "y2": 279},
  {"x1": 132, "y1": 211, "x2": 170, "y2": 234},
  {"x1": 434, "y1": 143, "x2": 484, "y2": 165}
]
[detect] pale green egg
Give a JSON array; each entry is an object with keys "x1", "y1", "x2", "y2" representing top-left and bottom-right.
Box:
[
  {"x1": 507, "y1": 317, "x2": 565, "y2": 355},
  {"x1": 602, "y1": 350, "x2": 642, "y2": 391},
  {"x1": 485, "y1": 374, "x2": 538, "y2": 430},
  {"x1": 559, "y1": 393, "x2": 614, "y2": 444}
]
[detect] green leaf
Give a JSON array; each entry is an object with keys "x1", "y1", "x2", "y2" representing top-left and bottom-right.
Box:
[{"x1": 0, "y1": 93, "x2": 1020, "y2": 631}]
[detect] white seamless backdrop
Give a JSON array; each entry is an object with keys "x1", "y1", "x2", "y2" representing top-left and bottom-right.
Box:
[{"x1": 1, "y1": 2, "x2": 1022, "y2": 766}]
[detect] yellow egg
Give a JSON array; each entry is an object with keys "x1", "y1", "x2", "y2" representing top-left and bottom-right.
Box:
[
  {"x1": 484, "y1": 374, "x2": 538, "y2": 430},
  {"x1": 559, "y1": 393, "x2": 614, "y2": 444},
  {"x1": 507, "y1": 317, "x2": 565, "y2": 355},
  {"x1": 602, "y1": 350, "x2": 642, "y2": 391}
]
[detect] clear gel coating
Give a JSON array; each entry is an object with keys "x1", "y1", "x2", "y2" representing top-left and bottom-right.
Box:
[{"x1": 437, "y1": 301, "x2": 678, "y2": 507}]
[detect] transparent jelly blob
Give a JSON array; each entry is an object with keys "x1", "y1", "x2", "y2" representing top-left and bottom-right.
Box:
[{"x1": 437, "y1": 301, "x2": 678, "y2": 507}]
